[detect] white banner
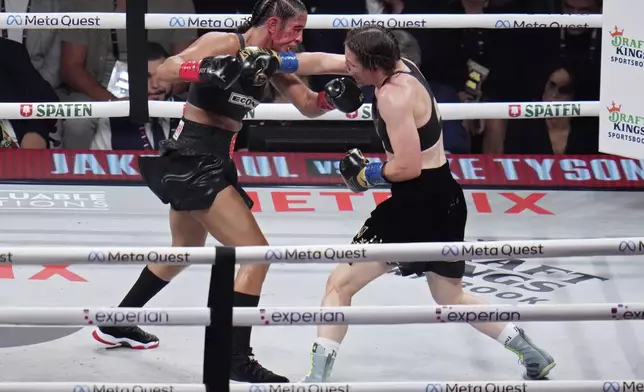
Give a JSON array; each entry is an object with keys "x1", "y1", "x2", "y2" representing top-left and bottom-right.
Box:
[{"x1": 599, "y1": 0, "x2": 644, "y2": 159}]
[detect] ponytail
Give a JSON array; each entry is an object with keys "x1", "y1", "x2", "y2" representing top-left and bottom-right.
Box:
[
  {"x1": 236, "y1": 0, "x2": 278, "y2": 33},
  {"x1": 236, "y1": 0, "x2": 305, "y2": 33}
]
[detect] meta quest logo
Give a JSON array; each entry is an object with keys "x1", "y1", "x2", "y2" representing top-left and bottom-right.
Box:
[{"x1": 390, "y1": 239, "x2": 609, "y2": 305}]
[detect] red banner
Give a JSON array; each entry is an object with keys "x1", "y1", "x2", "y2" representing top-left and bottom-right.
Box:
[{"x1": 0, "y1": 149, "x2": 642, "y2": 189}]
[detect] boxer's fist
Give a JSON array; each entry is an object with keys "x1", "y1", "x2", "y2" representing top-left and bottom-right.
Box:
[
  {"x1": 179, "y1": 55, "x2": 242, "y2": 89},
  {"x1": 239, "y1": 46, "x2": 281, "y2": 86},
  {"x1": 318, "y1": 77, "x2": 364, "y2": 113},
  {"x1": 340, "y1": 149, "x2": 370, "y2": 193},
  {"x1": 340, "y1": 149, "x2": 390, "y2": 193}
]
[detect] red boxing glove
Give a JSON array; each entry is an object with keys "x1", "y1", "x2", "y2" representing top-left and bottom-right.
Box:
[
  {"x1": 316, "y1": 77, "x2": 364, "y2": 113},
  {"x1": 178, "y1": 55, "x2": 242, "y2": 89},
  {"x1": 317, "y1": 90, "x2": 336, "y2": 111}
]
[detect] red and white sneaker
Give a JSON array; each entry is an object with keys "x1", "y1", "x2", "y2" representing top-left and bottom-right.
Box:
[{"x1": 92, "y1": 326, "x2": 159, "y2": 349}]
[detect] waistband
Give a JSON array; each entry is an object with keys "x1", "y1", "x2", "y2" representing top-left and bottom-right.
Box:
[
  {"x1": 161, "y1": 118, "x2": 237, "y2": 157},
  {"x1": 390, "y1": 162, "x2": 458, "y2": 195}
]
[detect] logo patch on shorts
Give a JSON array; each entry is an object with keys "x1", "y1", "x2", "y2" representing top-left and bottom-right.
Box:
[
  {"x1": 355, "y1": 225, "x2": 368, "y2": 239},
  {"x1": 172, "y1": 120, "x2": 185, "y2": 140}
]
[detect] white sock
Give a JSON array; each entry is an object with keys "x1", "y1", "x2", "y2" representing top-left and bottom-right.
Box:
[
  {"x1": 496, "y1": 323, "x2": 520, "y2": 346},
  {"x1": 314, "y1": 337, "x2": 341, "y2": 354}
]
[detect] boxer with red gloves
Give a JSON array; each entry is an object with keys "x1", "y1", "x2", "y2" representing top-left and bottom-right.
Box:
[{"x1": 95, "y1": 0, "x2": 372, "y2": 385}]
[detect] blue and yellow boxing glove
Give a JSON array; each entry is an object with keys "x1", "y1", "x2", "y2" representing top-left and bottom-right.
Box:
[
  {"x1": 239, "y1": 46, "x2": 299, "y2": 74},
  {"x1": 339, "y1": 148, "x2": 390, "y2": 193},
  {"x1": 238, "y1": 46, "x2": 299, "y2": 86}
]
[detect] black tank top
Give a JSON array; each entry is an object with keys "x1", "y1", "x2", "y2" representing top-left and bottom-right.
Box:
[
  {"x1": 186, "y1": 33, "x2": 268, "y2": 122},
  {"x1": 372, "y1": 58, "x2": 442, "y2": 154}
]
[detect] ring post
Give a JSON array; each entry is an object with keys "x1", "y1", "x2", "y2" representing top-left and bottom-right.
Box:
[{"x1": 202, "y1": 246, "x2": 236, "y2": 392}]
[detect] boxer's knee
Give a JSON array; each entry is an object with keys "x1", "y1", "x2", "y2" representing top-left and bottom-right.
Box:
[
  {"x1": 325, "y1": 265, "x2": 358, "y2": 300},
  {"x1": 431, "y1": 290, "x2": 465, "y2": 306},
  {"x1": 426, "y1": 272, "x2": 465, "y2": 305}
]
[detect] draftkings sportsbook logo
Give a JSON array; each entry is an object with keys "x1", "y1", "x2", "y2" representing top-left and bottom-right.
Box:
[
  {"x1": 606, "y1": 102, "x2": 644, "y2": 144},
  {"x1": 508, "y1": 103, "x2": 581, "y2": 119},
  {"x1": 20, "y1": 103, "x2": 93, "y2": 118},
  {"x1": 608, "y1": 26, "x2": 644, "y2": 68}
]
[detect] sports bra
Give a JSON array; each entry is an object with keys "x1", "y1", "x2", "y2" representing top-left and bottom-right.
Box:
[
  {"x1": 186, "y1": 33, "x2": 269, "y2": 122},
  {"x1": 372, "y1": 58, "x2": 442, "y2": 154}
]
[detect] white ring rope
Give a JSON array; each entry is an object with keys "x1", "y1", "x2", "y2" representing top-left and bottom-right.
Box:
[
  {"x1": 1, "y1": 237, "x2": 641, "y2": 265},
  {"x1": 0, "y1": 13, "x2": 602, "y2": 30},
  {"x1": 0, "y1": 303, "x2": 640, "y2": 326},
  {"x1": 5, "y1": 100, "x2": 598, "y2": 121},
  {"x1": 0, "y1": 381, "x2": 636, "y2": 392},
  {"x1": 1, "y1": 13, "x2": 602, "y2": 122}
]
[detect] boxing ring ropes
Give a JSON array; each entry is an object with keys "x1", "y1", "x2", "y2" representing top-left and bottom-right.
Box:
[{"x1": 0, "y1": 9, "x2": 638, "y2": 392}]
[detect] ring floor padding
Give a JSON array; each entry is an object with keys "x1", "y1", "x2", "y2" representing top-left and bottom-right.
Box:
[{"x1": 0, "y1": 184, "x2": 643, "y2": 382}]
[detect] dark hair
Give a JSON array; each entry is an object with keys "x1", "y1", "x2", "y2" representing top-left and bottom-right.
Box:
[
  {"x1": 391, "y1": 30, "x2": 421, "y2": 67},
  {"x1": 147, "y1": 42, "x2": 169, "y2": 62},
  {"x1": 237, "y1": 0, "x2": 307, "y2": 33},
  {"x1": 344, "y1": 25, "x2": 401, "y2": 73},
  {"x1": 538, "y1": 59, "x2": 580, "y2": 99}
]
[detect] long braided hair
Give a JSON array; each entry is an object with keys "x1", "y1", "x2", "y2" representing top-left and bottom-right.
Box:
[
  {"x1": 344, "y1": 25, "x2": 401, "y2": 74},
  {"x1": 237, "y1": 0, "x2": 307, "y2": 33}
]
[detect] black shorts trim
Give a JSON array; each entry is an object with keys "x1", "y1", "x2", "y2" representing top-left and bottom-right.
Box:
[
  {"x1": 351, "y1": 179, "x2": 467, "y2": 278},
  {"x1": 138, "y1": 119, "x2": 251, "y2": 212}
]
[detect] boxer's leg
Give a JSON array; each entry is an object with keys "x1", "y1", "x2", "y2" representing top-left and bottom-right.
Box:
[
  {"x1": 303, "y1": 261, "x2": 392, "y2": 382},
  {"x1": 427, "y1": 272, "x2": 555, "y2": 380},
  {"x1": 318, "y1": 262, "x2": 392, "y2": 343},
  {"x1": 190, "y1": 185, "x2": 288, "y2": 383},
  {"x1": 148, "y1": 209, "x2": 208, "y2": 280},
  {"x1": 93, "y1": 209, "x2": 207, "y2": 349}
]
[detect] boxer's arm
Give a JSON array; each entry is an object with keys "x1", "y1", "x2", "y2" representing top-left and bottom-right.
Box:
[
  {"x1": 269, "y1": 74, "x2": 331, "y2": 118},
  {"x1": 156, "y1": 32, "x2": 242, "y2": 83},
  {"x1": 294, "y1": 53, "x2": 349, "y2": 76},
  {"x1": 377, "y1": 86, "x2": 422, "y2": 182}
]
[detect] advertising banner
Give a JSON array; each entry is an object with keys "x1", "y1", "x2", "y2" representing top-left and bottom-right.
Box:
[
  {"x1": 599, "y1": 0, "x2": 644, "y2": 159},
  {"x1": 0, "y1": 150, "x2": 642, "y2": 189}
]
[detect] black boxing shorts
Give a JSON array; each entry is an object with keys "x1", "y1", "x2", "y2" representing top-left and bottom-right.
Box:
[
  {"x1": 137, "y1": 118, "x2": 253, "y2": 212},
  {"x1": 351, "y1": 163, "x2": 467, "y2": 278}
]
